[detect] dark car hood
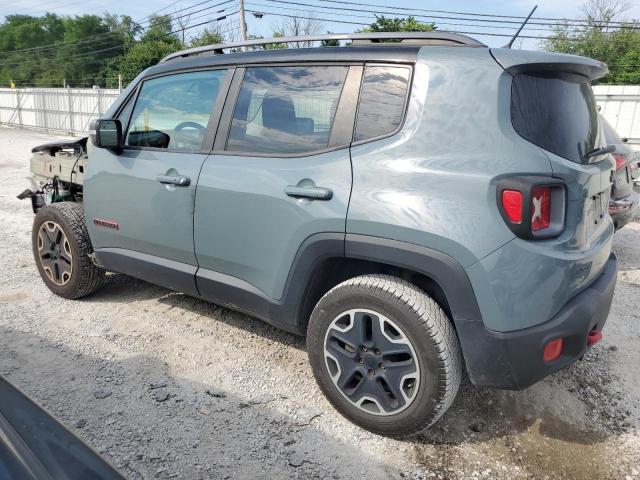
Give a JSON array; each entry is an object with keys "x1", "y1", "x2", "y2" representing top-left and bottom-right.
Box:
[
  {"x1": 0, "y1": 375, "x2": 124, "y2": 480},
  {"x1": 31, "y1": 137, "x2": 87, "y2": 156}
]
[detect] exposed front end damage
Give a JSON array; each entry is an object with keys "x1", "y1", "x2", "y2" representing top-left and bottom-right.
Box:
[{"x1": 17, "y1": 137, "x2": 88, "y2": 213}]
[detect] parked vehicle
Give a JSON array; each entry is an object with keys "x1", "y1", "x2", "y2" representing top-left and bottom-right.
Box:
[
  {"x1": 0, "y1": 375, "x2": 124, "y2": 480},
  {"x1": 20, "y1": 32, "x2": 618, "y2": 437},
  {"x1": 600, "y1": 116, "x2": 640, "y2": 228}
]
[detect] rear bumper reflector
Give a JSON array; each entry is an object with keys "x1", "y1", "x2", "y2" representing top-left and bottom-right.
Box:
[{"x1": 587, "y1": 330, "x2": 603, "y2": 346}]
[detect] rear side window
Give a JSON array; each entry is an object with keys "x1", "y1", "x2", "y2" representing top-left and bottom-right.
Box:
[
  {"x1": 126, "y1": 70, "x2": 227, "y2": 151},
  {"x1": 511, "y1": 73, "x2": 598, "y2": 163},
  {"x1": 354, "y1": 65, "x2": 411, "y2": 142},
  {"x1": 226, "y1": 66, "x2": 349, "y2": 155}
]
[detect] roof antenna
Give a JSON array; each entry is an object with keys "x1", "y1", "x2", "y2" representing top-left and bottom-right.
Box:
[{"x1": 504, "y1": 5, "x2": 538, "y2": 49}]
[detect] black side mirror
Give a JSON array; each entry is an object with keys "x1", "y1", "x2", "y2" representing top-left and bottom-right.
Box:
[{"x1": 90, "y1": 119, "x2": 123, "y2": 149}]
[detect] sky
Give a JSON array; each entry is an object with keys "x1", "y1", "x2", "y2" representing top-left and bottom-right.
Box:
[{"x1": 2, "y1": 0, "x2": 640, "y2": 50}]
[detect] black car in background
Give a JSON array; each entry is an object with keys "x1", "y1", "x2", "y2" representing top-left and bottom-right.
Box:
[
  {"x1": 0, "y1": 375, "x2": 124, "y2": 480},
  {"x1": 601, "y1": 116, "x2": 640, "y2": 229}
]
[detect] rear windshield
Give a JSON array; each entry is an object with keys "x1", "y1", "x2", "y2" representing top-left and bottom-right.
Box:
[{"x1": 511, "y1": 73, "x2": 598, "y2": 163}]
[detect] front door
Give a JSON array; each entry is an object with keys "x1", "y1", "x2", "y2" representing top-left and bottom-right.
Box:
[
  {"x1": 85, "y1": 69, "x2": 231, "y2": 293},
  {"x1": 194, "y1": 65, "x2": 360, "y2": 304}
]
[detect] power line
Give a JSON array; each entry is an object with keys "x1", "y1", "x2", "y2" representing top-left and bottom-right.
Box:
[
  {"x1": 246, "y1": 2, "x2": 568, "y2": 34},
  {"x1": 245, "y1": 9, "x2": 640, "y2": 44},
  {"x1": 0, "y1": 0, "x2": 236, "y2": 56},
  {"x1": 260, "y1": 0, "x2": 640, "y2": 30},
  {"x1": 0, "y1": 10, "x2": 239, "y2": 68},
  {"x1": 0, "y1": 5, "x2": 237, "y2": 67},
  {"x1": 313, "y1": 0, "x2": 640, "y2": 27}
]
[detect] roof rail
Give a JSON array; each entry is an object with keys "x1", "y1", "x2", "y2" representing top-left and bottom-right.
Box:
[{"x1": 160, "y1": 32, "x2": 486, "y2": 63}]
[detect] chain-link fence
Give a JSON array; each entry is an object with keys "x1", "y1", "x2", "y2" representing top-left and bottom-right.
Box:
[{"x1": 0, "y1": 87, "x2": 121, "y2": 136}]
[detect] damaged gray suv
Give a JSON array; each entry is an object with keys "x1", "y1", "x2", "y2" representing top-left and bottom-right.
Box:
[{"x1": 22, "y1": 32, "x2": 617, "y2": 437}]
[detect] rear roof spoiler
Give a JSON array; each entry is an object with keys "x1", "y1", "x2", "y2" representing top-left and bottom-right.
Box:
[{"x1": 490, "y1": 48, "x2": 608, "y2": 81}]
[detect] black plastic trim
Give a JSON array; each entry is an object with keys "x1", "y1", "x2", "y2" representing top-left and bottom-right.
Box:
[
  {"x1": 214, "y1": 67, "x2": 245, "y2": 152},
  {"x1": 329, "y1": 65, "x2": 363, "y2": 148},
  {"x1": 94, "y1": 248, "x2": 199, "y2": 297},
  {"x1": 344, "y1": 234, "x2": 483, "y2": 326}
]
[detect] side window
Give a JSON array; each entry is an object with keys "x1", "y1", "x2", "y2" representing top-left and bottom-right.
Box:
[
  {"x1": 354, "y1": 65, "x2": 411, "y2": 143},
  {"x1": 126, "y1": 70, "x2": 227, "y2": 151},
  {"x1": 226, "y1": 66, "x2": 349, "y2": 155}
]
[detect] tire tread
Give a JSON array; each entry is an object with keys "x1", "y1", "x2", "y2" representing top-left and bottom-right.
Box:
[{"x1": 310, "y1": 274, "x2": 462, "y2": 438}]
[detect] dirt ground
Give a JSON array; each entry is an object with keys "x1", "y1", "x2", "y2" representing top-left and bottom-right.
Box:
[{"x1": 1, "y1": 127, "x2": 639, "y2": 480}]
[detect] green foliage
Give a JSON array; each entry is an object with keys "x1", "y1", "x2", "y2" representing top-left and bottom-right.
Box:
[
  {"x1": 321, "y1": 31, "x2": 340, "y2": 47},
  {"x1": 0, "y1": 12, "x2": 185, "y2": 88},
  {"x1": 360, "y1": 15, "x2": 437, "y2": 33},
  {"x1": 190, "y1": 28, "x2": 224, "y2": 48},
  {"x1": 0, "y1": 13, "x2": 143, "y2": 87},
  {"x1": 543, "y1": 23, "x2": 640, "y2": 84}
]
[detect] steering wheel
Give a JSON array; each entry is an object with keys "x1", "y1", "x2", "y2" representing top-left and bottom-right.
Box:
[{"x1": 174, "y1": 121, "x2": 207, "y2": 134}]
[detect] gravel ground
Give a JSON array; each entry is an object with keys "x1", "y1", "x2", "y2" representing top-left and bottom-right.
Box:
[{"x1": 1, "y1": 126, "x2": 639, "y2": 480}]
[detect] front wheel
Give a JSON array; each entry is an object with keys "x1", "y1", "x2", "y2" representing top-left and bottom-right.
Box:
[
  {"x1": 307, "y1": 274, "x2": 462, "y2": 437},
  {"x1": 32, "y1": 202, "x2": 105, "y2": 299}
]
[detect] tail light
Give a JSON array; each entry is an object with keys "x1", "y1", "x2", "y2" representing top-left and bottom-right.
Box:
[
  {"x1": 531, "y1": 186, "x2": 551, "y2": 231},
  {"x1": 497, "y1": 176, "x2": 566, "y2": 240},
  {"x1": 501, "y1": 190, "x2": 523, "y2": 223},
  {"x1": 613, "y1": 153, "x2": 627, "y2": 171}
]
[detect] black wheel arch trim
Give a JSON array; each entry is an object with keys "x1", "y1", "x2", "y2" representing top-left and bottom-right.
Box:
[
  {"x1": 94, "y1": 235, "x2": 490, "y2": 382},
  {"x1": 344, "y1": 234, "x2": 483, "y2": 326}
]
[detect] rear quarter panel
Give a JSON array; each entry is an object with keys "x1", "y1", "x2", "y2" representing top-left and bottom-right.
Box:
[{"x1": 347, "y1": 47, "x2": 551, "y2": 268}]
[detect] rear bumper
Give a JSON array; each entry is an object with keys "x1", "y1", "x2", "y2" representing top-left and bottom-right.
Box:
[
  {"x1": 458, "y1": 253, "x2": 617, "y2": 390},
  {"x1": 610, "y1": 189, "x2": 639, "y2": 230}
]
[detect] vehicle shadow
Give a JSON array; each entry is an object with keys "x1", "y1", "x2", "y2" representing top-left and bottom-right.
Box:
[
  {"x1": 91, "y1": 272, "x2": 306, "y2": 350},
  {"x1": 85, "y1": 272, "x2": 634, "y2": 478},
  {"x1": 0, "y1": 326, "x2": 401, "y2": 480}
]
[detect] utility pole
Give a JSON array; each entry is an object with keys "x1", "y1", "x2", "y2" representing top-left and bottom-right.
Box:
[
  {"x1": 239, "y1": 0, "x2": 248, "y2": 43},
  {"x1": 118, "y1": 74, "x2": 123, "y2": 93}
]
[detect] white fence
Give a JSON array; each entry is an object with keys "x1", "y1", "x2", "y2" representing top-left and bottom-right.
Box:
[
  {"x1": 0, "y1": 85, "x2": 638, "y2": 146},
  {"x1": 594, "y1": 85, "x2": 640, "y2": 150},
  {"x1": 0, "y1": 87, "x2": 120, "y2": 136}
]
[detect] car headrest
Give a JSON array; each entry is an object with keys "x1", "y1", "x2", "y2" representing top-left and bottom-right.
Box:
[{"x1": 262, "y1": 93, "x2": 297, "y2": 133}]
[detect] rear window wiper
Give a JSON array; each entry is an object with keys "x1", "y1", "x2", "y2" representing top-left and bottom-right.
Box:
[{"x1": 584, "y1": 144, "x2": 616, "y2": 160}]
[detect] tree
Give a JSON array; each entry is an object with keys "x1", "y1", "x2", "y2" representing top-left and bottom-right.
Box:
[
  {"x1": 190, "y1": 28, "x2": 225, "y2": 48},
  {"x1": 115, "y1": 38, "x2": 181, "y2": 84},
  {"x1": 321, "y1": 31, "x2": 340, "y2": 47},
  {"x1": 361, "y1": 15, "x2": 436, "y2": 33},
  {"x1": 543, "y1": 0, "x2": 640, "y2": 84},
  {"x1": 273, "y1": 15, "x2": 323, "y2": 47},
  {"x1": 141, "y1": 14, "x2": 176, "y2": 43}
]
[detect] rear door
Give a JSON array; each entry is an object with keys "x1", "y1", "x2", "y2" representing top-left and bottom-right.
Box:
[
  {"x1": 193, "y1": 65, "x2": 360, "y2": 301},
  {"x1": 85, "y1": 69, "x2": 231, "y2": 293}
]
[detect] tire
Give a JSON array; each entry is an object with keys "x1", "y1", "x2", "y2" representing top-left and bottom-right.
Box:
[
  {"x1": 32, "y1": 202, "x2": 105, "y2": 299},
  {"x1": 307, "y1": 274, "x2": 462, "y2": 438}
]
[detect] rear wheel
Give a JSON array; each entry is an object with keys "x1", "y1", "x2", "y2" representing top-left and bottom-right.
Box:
[
  {"x1": 307, "y1": 274, "x2": 462, "y2": 437},
  {"x1": 32, "y1": 202, "x2": 105, "y2": 299}
]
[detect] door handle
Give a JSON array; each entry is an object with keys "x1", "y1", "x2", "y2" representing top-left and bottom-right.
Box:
[
  {"x1": 156, "y1": 174, "x2": 190, "y2": 187},
  {"x1": 285, "y1": 185, "x2": 333, "y2": 200}
]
